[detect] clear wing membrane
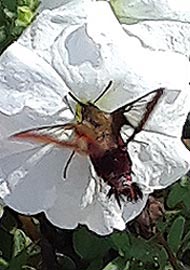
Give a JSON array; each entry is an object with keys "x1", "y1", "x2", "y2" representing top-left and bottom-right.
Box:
[
  {"x1": 10, "y1": 123, "x2": 88, "y2": 154},
  {"x1": 114, "y1": 88, "x2": 164, "y2": 143},
  {"x1": 10, "y1": 124, "x2": 75, "y2": 146},
  {"x1": 122, "y1": 89, "x2": 164, "y2": 128}
]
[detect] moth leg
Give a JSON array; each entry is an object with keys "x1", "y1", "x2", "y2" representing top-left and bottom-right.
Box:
[
  {"x1": 107, "y1": 181, "x2": 143, "y2": 208},
  {"x1": 98, "y1": 177, "x2": 105, "y2": 193},
  {"x1": 127, "y1": 182, "x2": 143, "y2": 202},
  {"x1": 63, "y1": 150, "x2": 75, "y2": 179},
  {"x1": 107, "y1": 188, "x2": 122, "y2": 208},
  {"x1": 127, "y1": 88, "x2": 164, "y2": 144}
]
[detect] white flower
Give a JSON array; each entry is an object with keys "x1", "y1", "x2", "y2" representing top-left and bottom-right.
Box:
[
  {"x1": 0, "y1": 0, "x2": 190, "y2": 235},
  {"x1": 110, "y1": 0, "x2": 190, "y2": 57}
]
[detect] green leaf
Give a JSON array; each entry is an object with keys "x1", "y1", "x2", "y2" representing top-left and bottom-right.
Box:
[
  {"x1": 182, "y1": 191, "x2": 190, "y2": 210},
  {"x1": 73, "y1": 227, "x2": 110, "y2": 261},
  {"x1": 2, "y1": 0, "x2": 17, "y2": 12},
  {"x1": 181, "y1": 230, "x2": 190, "y2": 247},
  {"x1": 1, "y1": 209, "x2": 17, "y2": 232},
  {"x1": 157, "y1": 219, "x2": 168, "y2": 233},
  {"x1": 13, "y1": 229, "x2": 31, "y2": 257},
  {"x1": 2, "y1": 8, "x2": 16, "y2": 20},
  {"x1": 102, "y1": 257, "x2": 127, "y2": 270},
  {"x1": 0, "y1": 0, "x2": 39, "y2": 54},
  {"x1": 0, "y1": 228, "x2": 14, "y2": 260},
  {"x1": 178, "y1": 230, "x2": 190, "y2": 255},
  {"x1": 110, "y1": 0, "x2": 139, "y2": 24},
  {"x1": 110, "y1": 232, "x2": 130, "y2": 257},
  {"x1": 180, "y1": 176, "x2": 190, "y2": 187},
  {"x1": 157, "y1": 248, "x2": 168, "y2": 270},
  {"x1": 17, "y1": 6, "x2": 34, "y2": 26},
  {"x1": 167, "y1": 183, "x2": 186, "y2": 208},
  {"x1": 127, "y1": 236, "x2": 150, "y2": 261},
  {"x1": 0, "y1": 7, "x2": 7, "y2": 25},
  {"x1": 86, "y1": 258, "x2": 103, "y2": 270},
  {"x1": 18, "y1": 0, "x2": 39, "y2": 11},
  {"x1": 26, "y1": 242, "x2": 40, "y2": 257},
  {"x1": 167, "y1": 216, "x2": 185, "y2": 253},
  {"x1": 7, "y1": 249, "x2": 28, "y2": 270},
  {"x1": 0, "y1": 257, "x2": 9, "y2": 269},
  {"x1": 57, "y1": 255, "x2": 76, "y2": 270},
  {"x1": 164, "y1": 265, "x2": 175, "y2": 270}
]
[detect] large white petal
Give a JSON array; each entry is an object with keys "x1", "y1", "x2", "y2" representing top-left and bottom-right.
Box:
[
  {"x1": 1, "y1": 144, "x2": 71, "y2": 213},
  {"x1": 45, "y1": 155, "x2": 122, "y2": 235},
  {"x1": 0, "y1": 43, "x2": 70, "y2": 116},
  {"x1": 38, "y1": 0, "x2": 71, "y2": 11},
  {"x1": 128, "y1": 134, "x2": 190, "y2": 189},
  {"x1": 35, "y1": 1, "x2": 190, "y2": 112},
  {"x1": 16, "y1": 1, "x2": 190, "y2": 106},
  {"x1": 18, "y1": 0, "x2": 93, "y2": 62},
  {"x1": 111, "y1": 0, "x2": 190, "y2": 57},
  {"x1": 38, "y1": 0, "x2": 93, "y2": 12},
  {"x1": 110, "y1": 0, "x2": 190, "y2": 23},
  {"x1": 123, "y1": 21, "x2": 190, "y2": 57}
]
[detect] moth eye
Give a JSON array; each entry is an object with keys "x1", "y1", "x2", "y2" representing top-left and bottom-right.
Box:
[
  {"x1": 91, "y1": 120, "x2": 100, "y2": 128},
  {"x1": 85, "y1": 116, "x2": 100, "y2": 128}
]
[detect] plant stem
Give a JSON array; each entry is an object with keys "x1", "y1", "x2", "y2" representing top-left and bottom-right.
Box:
[{"x1": 156, "y1": 230, "x2": 183, "y2": 270}]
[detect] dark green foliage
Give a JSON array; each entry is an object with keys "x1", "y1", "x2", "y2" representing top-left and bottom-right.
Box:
[
  {"x1": 0, "y1": 0, "x2": 39, "y2": 54},
  {"x1": 73, "y1": 227, "x2": 110, "y2": 261},
  {"x1": 0, "y1": 209, "x2": 41, "y2": 269},
  {"x1": 167, "y1": 216, "x2": 185, "y2": 254},
  {"x1": 167, "y1": 177, "x2": 190, "y2": 209},
  {"x1": 1, "y1": 176, "x2": 190, "y2": 270},
  {"x1": 0, "y1": 1, "x2": 190, "y2": 269}
]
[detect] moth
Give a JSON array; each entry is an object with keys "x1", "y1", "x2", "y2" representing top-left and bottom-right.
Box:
[{"x1": 11, "y1": 82, "x2": 164, "y2": 207}]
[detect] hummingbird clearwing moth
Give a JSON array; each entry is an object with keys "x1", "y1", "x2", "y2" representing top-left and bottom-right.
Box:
[{"x1": 10, "y1": 82, "x2": 164, "y2": 207}]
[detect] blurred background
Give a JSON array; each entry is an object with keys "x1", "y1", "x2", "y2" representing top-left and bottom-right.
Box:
[{"x1": 0, "y1": 1, "x2": 190, "y2": 269}]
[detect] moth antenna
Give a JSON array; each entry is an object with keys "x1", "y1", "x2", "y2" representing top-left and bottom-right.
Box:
[
  {"x1": 93, "y1": 81, "x2": 113, "y2": 104},
  {"x1": 63, "y1": 150, "x2": 75, "y2": 179},
  {"x1": 68, "y1": 92, "x2": 84, "y2": 106},
  {"x1": 63, "y1": 95, "x2": 74, "y2": 114}
]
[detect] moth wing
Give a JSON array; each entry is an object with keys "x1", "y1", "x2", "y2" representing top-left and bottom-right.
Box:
[
  {"x1": 10, "y1": 124, "x2": 81, "y2": 151},
  {"x1": 113, "y1": 88, "x2": 164, "y2": 142},
  {"x1": 120, "y1": 89, "x2": 164, "y2": 128}
]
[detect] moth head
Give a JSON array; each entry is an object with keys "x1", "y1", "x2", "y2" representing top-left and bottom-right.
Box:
[{"x1": 68, "y1": 81, "x2": 113, "y2": 123}]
